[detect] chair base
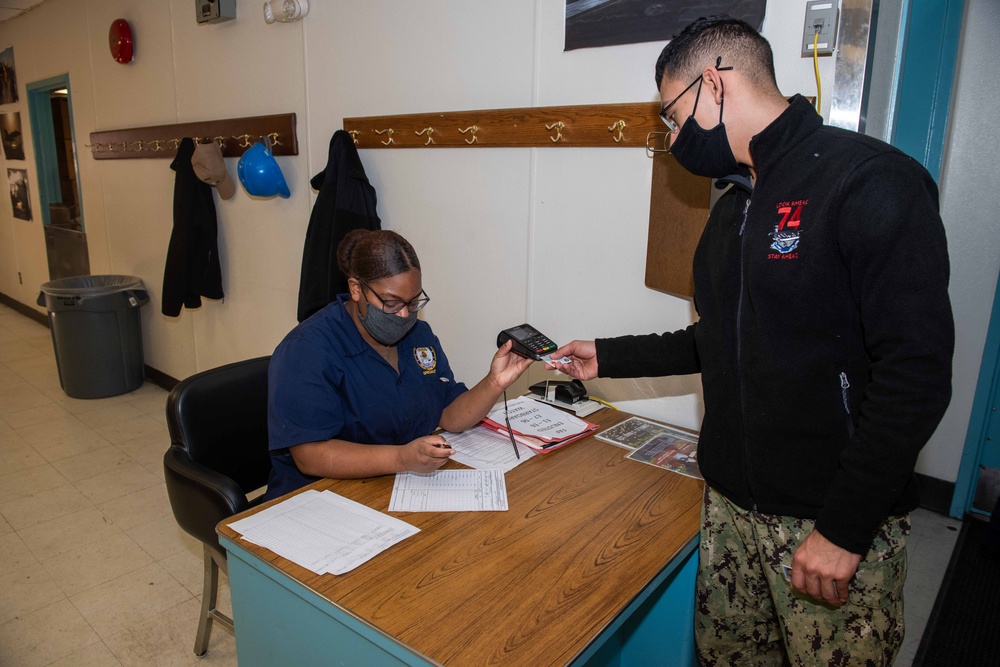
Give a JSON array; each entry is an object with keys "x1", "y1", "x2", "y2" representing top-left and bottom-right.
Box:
[{"x1": 195, "y1": 544, "x2": 234, "y2": 657}]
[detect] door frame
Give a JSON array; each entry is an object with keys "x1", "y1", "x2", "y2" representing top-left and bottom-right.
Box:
[{"x1": 26, "y1": 73, "x2": 84, "y2": 229}]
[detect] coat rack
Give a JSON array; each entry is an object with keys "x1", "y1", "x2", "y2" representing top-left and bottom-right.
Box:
[
  {"x1": 343, "y1": 102, "x2": 663, "y2": 149},
  {"x1": 87, "y1": 113, "x2": 298, "y2": 160}
]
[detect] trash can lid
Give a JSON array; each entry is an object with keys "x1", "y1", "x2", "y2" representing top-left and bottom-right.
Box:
[{"x1": 39, "y1": 274, "x2": 145, "y2": 298}]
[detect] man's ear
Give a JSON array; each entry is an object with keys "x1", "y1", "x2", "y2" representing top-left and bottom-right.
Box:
[{"x1": 702, "y1": 66, "x2": 726, "y2": 105}]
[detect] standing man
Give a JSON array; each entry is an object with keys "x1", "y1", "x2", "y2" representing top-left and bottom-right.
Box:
[{"x1": 551, "y1": 16, "x2": 953, "y2": 665}]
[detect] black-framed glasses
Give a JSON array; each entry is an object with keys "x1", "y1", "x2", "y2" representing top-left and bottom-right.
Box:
[
  {"x1": 358, "y1": 278, "x2": 430, "y2": 314},
  {"x1": 659, "y1": 57, "x2": 733, "y2": 133}
]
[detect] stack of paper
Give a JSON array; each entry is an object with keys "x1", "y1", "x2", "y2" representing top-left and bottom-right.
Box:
[
  {"x1": 482, "y1": 396, "x2": 597, "y2": 453},
  {"x1": 228, "y1": 490, "x2": 419, "y2": 575}
]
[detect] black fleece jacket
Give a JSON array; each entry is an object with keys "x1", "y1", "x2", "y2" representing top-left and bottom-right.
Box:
[{"x1": 597, "y1": 96, "x2": 954, "y2": 555}]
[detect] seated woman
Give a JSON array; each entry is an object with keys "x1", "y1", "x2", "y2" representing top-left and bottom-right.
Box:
[{"x1": 264, "y1": 229, "x2": 533, "y2": 500}]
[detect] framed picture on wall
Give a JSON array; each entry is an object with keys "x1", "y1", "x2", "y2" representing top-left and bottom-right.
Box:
[
  {"x1": 564, "y1": 0, "x2": 766, "y2": 51},
  {"x1": 0, "y1": 46, "x2": 17, "y2": 104},
  {"x1": 8, "y1": 168, "x2": 31, "y2": 221},
  {"x1": 1, "y1": 111, "x2": 24, "y2": 159}
]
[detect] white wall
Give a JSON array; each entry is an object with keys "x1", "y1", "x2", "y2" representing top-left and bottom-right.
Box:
[
  {"x1": 4, "y1": 0, "x2": 984, "y2": 483},
  {"x1": 918, "y1": 0, "x2": 1000, "y2": 481}
]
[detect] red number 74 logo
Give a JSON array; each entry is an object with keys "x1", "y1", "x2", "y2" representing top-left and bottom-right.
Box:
[{"x1": 777, "y1": 206, "x2": 802, "y2": 230}]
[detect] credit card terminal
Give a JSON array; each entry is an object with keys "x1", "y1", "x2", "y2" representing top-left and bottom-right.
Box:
[{"x1": 497, "y1": 324, "x2": 558, "y2": 361}]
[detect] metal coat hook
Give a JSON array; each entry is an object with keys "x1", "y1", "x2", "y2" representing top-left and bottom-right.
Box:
[
  {"x1": 233, "y1": 134, "x2": 254, "y2": 148},
  {"x1": 415, "y1": 127, "x2": 435, "y2": 145},
  {"x1": 608, "y1": 120, "x2": 626, "y2": 143},
  {"x1": 375, "y1": 128, "x2": 394, "y2": 145},
  {"x1": 267, "y1": 132, "x2": 282, "y2": 146},
  {"x1": 213, "y1": 136, "x2": 227, "y2": 150},
  {"x1": 645, "y1": 131, "x2": 670, "y2": 158},
  {"x1": 85, "y1": 143, "x2": 104, "y2": 153},
  {"x1": 347, "y1": 130, "x2": 360, "y2": 146},
  {"x1": 167, "y1": 138, "x2": 180, "y2": 150},
  {"x1": 546, "y1": 121, "x2": 565, "y2": 143},
  {"x1": 149, "y1": 139, "x2": 163, "y2": 152},
  {"x1": 130, "y1": 140, "x2": 144, "y2": 152},
  {"x1": 458, "y1": 125, "x2": 479, "y2": 144}
]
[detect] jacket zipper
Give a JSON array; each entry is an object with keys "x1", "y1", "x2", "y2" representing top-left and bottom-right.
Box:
[
  {"x1": 736, "y1": 196, "x2": 755, "y2": 509},
  {"x1": 840, "y1": 371, "x2": 855, "y2": 439}
]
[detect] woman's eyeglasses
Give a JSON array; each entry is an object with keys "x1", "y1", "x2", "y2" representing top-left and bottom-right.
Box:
[{"x1": 359, "y1": 278, "x2": 430, "y2": 314}]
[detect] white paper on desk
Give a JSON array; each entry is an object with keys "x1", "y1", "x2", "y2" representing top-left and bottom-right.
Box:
[
  {"x1": 443, "y1": 426, "x2": 535, "y2": 472},
  {"x1": 487, "y1": 396, "x2": 591, "y2": 441},
  {"x1": 229, "y1": 490, "x2": 419, "y2": 576},
  {"x1": 389, "y1": 469, "x2": 508, "y2": 512}
]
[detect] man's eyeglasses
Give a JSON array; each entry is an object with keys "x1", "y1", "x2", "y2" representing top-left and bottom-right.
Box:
[
  {"x1": 659, "y1": 57, "x2": 733, "y2": 133},
  {"x1": 359, "y1": 278, "x2": 430, "y2": 314}
]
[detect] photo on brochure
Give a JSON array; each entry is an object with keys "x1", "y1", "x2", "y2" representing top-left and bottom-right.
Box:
[
  {"x1": 595, "y1": 416, "x2": 695, "y2": 450},
  {"x1": 626, "y1": 432, "x2": 703, "y2": 480}
]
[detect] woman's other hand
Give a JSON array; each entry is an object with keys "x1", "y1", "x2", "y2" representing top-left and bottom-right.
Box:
[{"x1": 398, "y1": 434, "x2": 454, "y2": 472}]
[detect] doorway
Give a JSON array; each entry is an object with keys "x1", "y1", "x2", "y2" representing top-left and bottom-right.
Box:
[{"x1": 26, "y1": 74, "x2": 90, "y2": 280}]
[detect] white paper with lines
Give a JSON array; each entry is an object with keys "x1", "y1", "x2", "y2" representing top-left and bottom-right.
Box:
[
  {"x1": 229, "y1": 490, "x2": 419, "y2": 575},
  {"x1": 389, "y1": 469, "x2": 508, "y2": 512},
  {"x1": 443, "y1": 425, "x2": 535, "y2": 472}
]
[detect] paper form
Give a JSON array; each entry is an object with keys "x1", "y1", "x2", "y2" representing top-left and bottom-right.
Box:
[
  {"x1": 229, "y1": 490, "x2": 419, "y2": 575},
  {"x1": 486, "y1": 396, "x2": 592, "y2": 442},
  {"x1": 389, "y1": 469, "x2": 508, "y2": 512},
  {"x1": 443, "y1": 426, "x2": 535, "y2": 472}
]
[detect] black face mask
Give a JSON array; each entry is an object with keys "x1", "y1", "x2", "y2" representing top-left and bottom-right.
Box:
[{"x1": 669, "y1": 78, "x2": 739, "y2": 179}]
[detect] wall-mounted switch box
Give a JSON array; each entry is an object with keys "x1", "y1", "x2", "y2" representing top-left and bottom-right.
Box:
[
  {"x1": 196, "y1": 0, "x2": 236, "y2": 25},
  {"x1": 802, "y1": 1, "x2": 839, "y2": 56}
]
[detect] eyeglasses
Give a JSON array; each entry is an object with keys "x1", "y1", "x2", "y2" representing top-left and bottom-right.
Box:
[
  {"x1": 358, "y1": 278, "x2": 430, "y2": 314},
  {"x1": 659, "y1": 57, "x2": 733, "y2": 133}
]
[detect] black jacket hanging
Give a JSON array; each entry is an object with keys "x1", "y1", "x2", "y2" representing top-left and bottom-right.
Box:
[
  {"x1": 297, "y1": 130, "x2": 381, "y2": 322},
  {"x1": 162, "y1": 137, "x2": 224, "y2": 317}
]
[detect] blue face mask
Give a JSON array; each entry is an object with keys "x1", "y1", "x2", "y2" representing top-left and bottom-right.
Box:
[
  {"x1": 358, "y1": 303, "x2": 417, "y2": 346},
  {"x1": 670, "y1": 78, "x2": 739, "y2": 179}
]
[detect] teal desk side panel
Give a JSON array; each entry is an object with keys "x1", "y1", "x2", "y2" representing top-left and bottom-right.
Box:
[
  {"x1": 222, "y1": 535, "x2": 434, "y2": 667},
  {"x1": 578, "y1": 538, "x2": 698, "y2": 667}
]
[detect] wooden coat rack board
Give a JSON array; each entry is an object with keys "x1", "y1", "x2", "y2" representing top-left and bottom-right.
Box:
[
  {"x1": 87, "y1": 113, "x2": 299, "y2": 160},
  {"x1": 343, "y1": 102, "x2": 667, "y2": 148},
  {"x1": 345, "y1": 101, "x2": 711, "y2": 299}
]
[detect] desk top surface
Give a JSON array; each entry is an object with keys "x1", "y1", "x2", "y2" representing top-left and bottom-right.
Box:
[{"x1": 219, "y1": 408, "x2": 703, "y2": 666}]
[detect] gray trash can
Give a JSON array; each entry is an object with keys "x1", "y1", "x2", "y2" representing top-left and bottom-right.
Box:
[{"x1": 37, "y1": 275, "x2": 149, "y2": 399}]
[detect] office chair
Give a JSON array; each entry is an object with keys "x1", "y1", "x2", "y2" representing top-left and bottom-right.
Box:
[{"x1": 163, "y1": 356, "x2": 272, "y2": 656}]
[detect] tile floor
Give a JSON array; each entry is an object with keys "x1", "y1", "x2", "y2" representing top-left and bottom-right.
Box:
[{"x1": 0, "y1": 302, "x2": 962, "y2": 666}]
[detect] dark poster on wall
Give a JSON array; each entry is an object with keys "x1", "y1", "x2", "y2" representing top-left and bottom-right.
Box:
[
  {"x1": 565, "y1": 0, "x2": 766, "y2": 51},
  {"x1": 1, "y1": 111, "x2": 24, "y2": 160},
  {"x1": 0, "y1": 46, "x2": 17, "y2": 104},
  {"x1": 8, "y1": 168, "x2": 31, "y2": 221}
]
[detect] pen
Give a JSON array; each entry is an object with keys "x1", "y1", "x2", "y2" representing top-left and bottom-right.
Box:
[{"x1": 503, "y1": 401, "x2": 520, "y2": 460}]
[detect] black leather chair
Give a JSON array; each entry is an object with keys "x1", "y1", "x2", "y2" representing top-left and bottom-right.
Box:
[{"x1": 164, "y1": 356, "x2": 272, "y2": 656}]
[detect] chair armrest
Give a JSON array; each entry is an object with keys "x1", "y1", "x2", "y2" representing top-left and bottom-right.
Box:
[{"x1": 163, "y1": 446, "x2": 253, "y2": 551}]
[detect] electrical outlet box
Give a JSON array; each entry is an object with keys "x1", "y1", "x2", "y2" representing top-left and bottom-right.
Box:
[
  {"x1": 196, "y1": 0, "x2": 236, "y2": 25},
  {"x1": 802, "y1": 1, "x2": 839, "y2": 56}
]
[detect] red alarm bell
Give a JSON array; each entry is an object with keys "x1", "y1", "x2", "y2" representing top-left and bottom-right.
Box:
[{"x1": 109, "y1": 19, "x2": 134, "y2": 64}]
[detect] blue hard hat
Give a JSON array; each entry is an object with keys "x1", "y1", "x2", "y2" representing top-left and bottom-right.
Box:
[{"x1": 237, "y1": 141, "x2": 290, "y2": 198}]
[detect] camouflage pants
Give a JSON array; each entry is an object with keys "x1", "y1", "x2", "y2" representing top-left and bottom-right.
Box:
[{"x1": 695, "y1": 486, "x2": 910, "y2": 667}]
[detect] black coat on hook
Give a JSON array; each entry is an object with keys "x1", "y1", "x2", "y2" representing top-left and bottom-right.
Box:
[
  {"x1": 162, "y1": 137, "x2": 224, "y2": 317},
  {"x1": 297, "y1": 130, "x2": 381, "y2": 322}
]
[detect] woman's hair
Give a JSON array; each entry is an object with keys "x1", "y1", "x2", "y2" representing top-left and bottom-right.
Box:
[{"x1": 336, "y1": 229, "x2": 421, "y2": 283}]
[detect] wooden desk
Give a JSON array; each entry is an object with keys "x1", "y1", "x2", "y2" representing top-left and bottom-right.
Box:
[{"x1": 218, "y1": 409, "x2": 703, "y2": 666}]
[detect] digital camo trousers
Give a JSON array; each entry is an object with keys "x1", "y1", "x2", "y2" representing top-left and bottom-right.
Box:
[{"x1": 695, "y1": 486, "x2": 910, "y2": 667}]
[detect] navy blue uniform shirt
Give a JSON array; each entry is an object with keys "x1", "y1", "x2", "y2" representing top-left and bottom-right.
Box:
[{"x1": 264, "y1": 294, "x2": 468, "y2": 500}]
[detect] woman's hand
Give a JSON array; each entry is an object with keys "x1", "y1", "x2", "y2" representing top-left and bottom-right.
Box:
[
  {"x1": 487, "y1": 340, "x2": 535, "y2": 391},
  {"x1": 397, "y1": 434, "x2": 455, "y2": 473},
  {"x1": 546, "y1": 340, "x2": 599, "y2": 380}
]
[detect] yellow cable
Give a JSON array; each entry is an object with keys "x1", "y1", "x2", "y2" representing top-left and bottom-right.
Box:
[
  {"x1": 813, "y1": 31, "x2": 822, "y2": 114},
  {"x1": 588, "y1": 396, "x2": 619, "y2": 410}
]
